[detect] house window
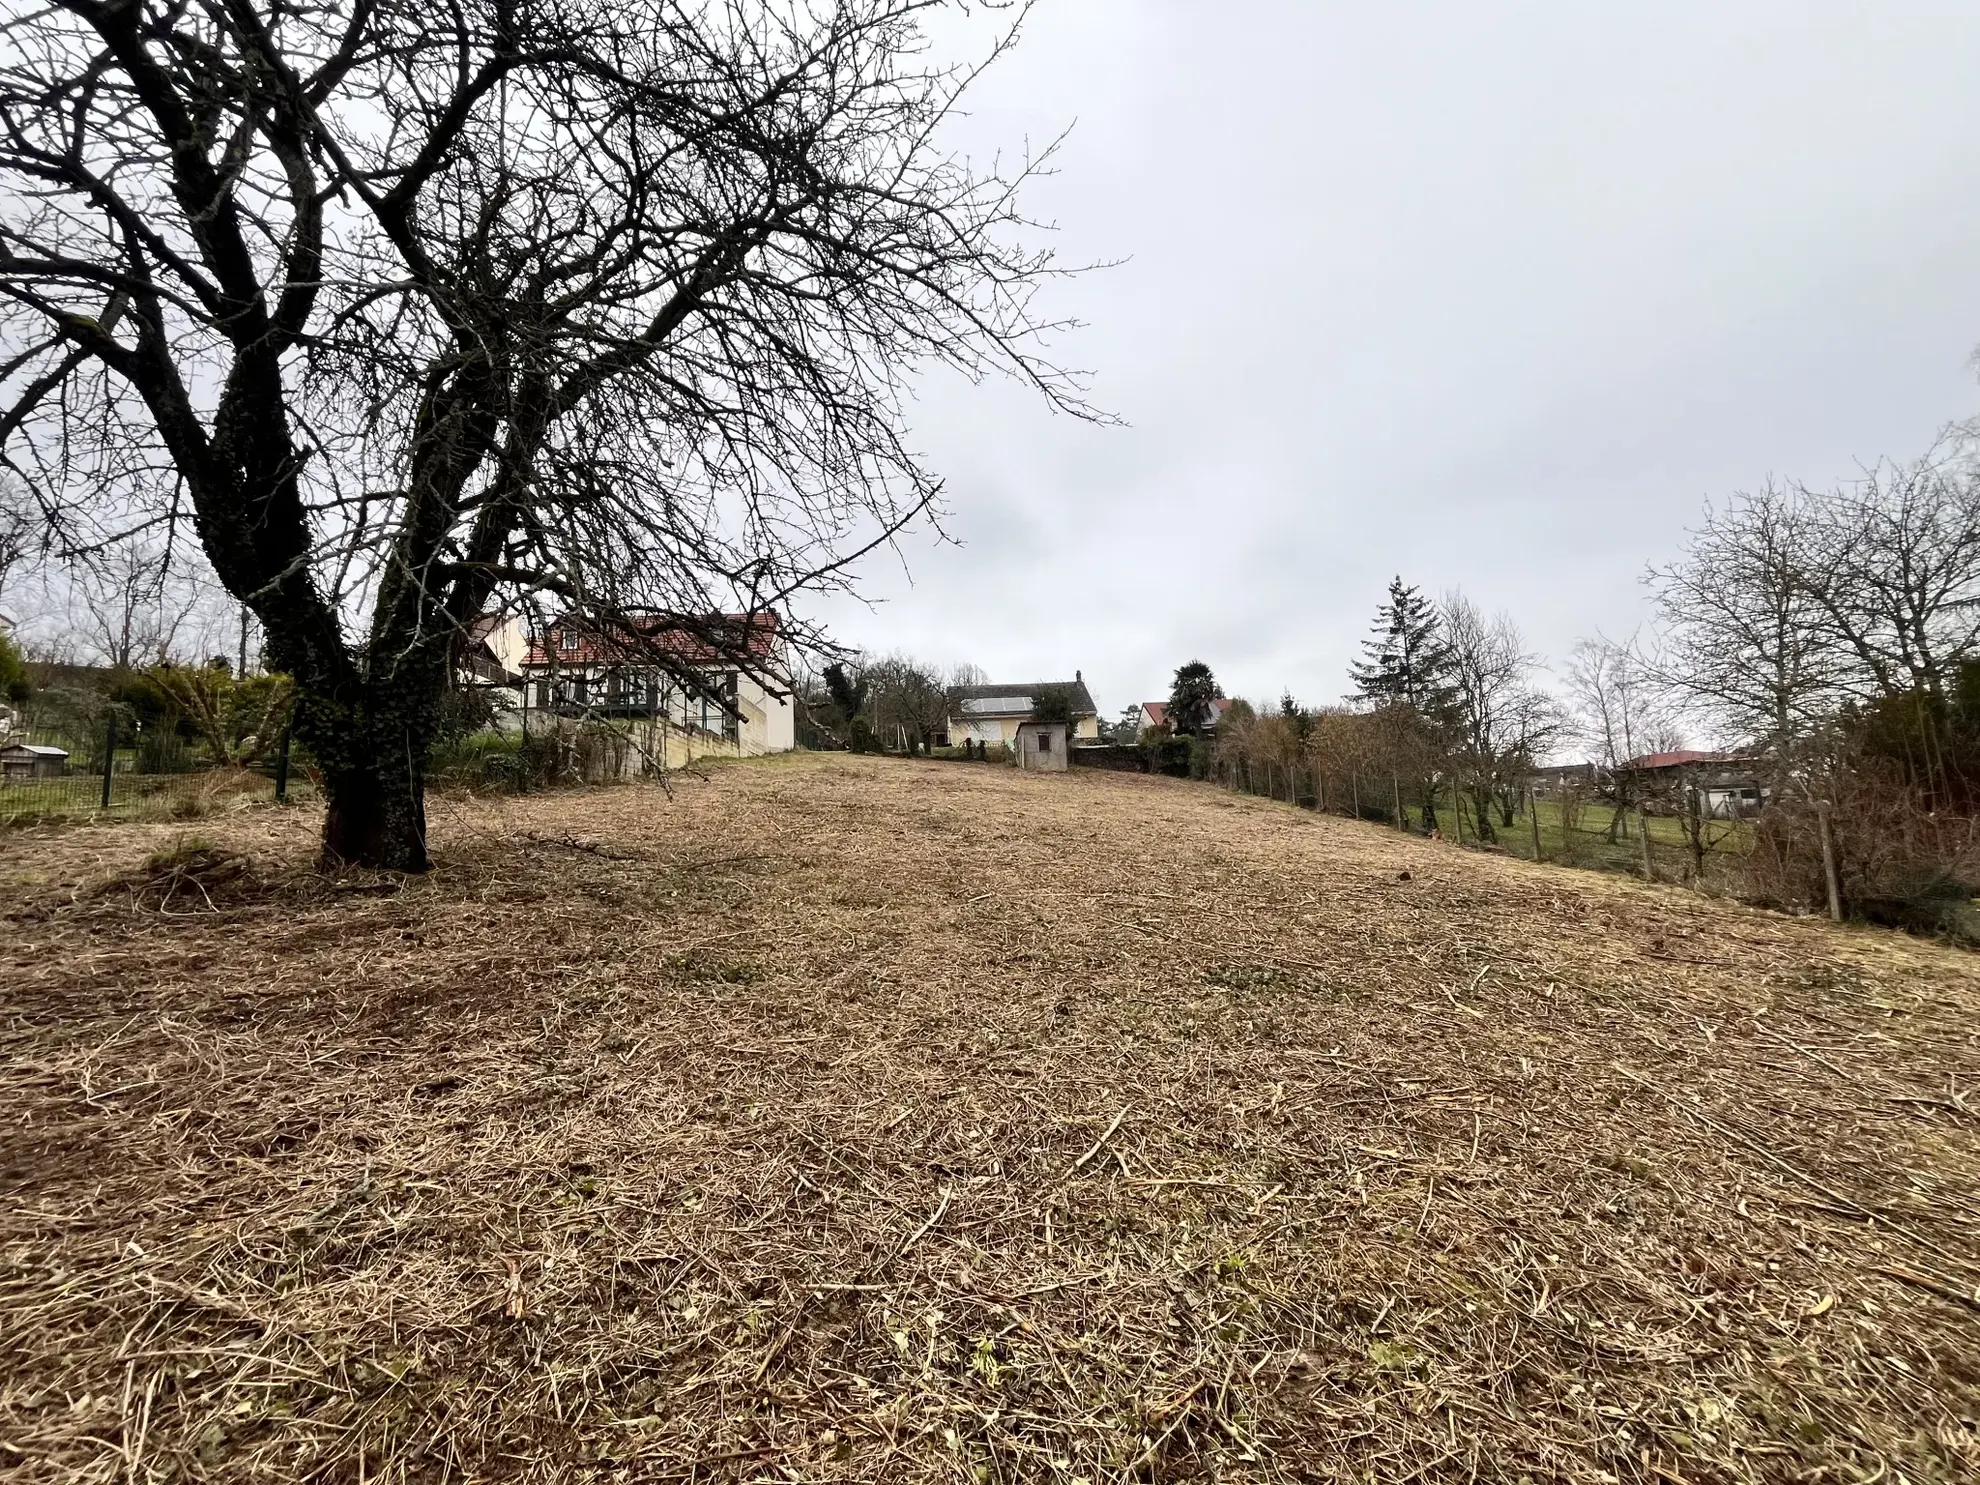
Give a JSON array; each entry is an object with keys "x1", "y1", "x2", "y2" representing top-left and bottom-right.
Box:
[
  {"x1": 535, "y1": 680, "x2": 550, "y2": 708},
  {"x1": 560, "y1": 631, "x2": 579, "y2": 653},
  {"x1": 1036, "y1": 730, "x2": 1051, "y2": 753},
  {"x1": 573, "y1": 675, "x2": 588, "y2": 703}
]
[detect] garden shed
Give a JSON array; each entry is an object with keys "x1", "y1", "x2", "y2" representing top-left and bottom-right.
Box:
[
  {"x1": 1014, "y1": 720, "x2": 1068, "y2": 773},
  {"x1": 0, "y1": 743, "x2": 70, "y2": 779}
]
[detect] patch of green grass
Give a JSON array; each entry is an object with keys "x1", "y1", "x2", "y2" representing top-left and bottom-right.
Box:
[{"x1": 1435, "y1": 798, "x2": 1750, "y2": 885}]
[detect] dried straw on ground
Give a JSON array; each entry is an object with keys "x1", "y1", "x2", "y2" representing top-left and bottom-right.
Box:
[{"x1": 3, "y1": 754, "x2": 1977, "y2": 1483}]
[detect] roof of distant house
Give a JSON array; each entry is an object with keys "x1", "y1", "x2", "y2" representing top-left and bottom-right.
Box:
[
  {"x1": 951, "y1": 679, "x2": 1097, "y2": 719},
  {"x1": 1140, "y1": 697, "x2": 1233, "y2": 728},
  {"x1": 523, "y1": 612, "x2": 782, "y2": 669},
  {"x1": 0, "y1": 742, "x2": 68, "y2": 757},
  {"x1": 1618, "y1": 749, "x2": 1752, "y2": 772}
]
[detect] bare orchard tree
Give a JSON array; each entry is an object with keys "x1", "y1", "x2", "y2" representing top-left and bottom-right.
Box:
[
  {"x1": 1788, "y1": 434, "x2": 1980, "y2": 798},
  {"x1": 945, "y1": 660, "x2": 988, "y2": 693},
  {"x1": 1440, "y1": 591, "x2": 1561, "y2": 842},
  {"x1": 0, "y1": 478, "x2": 31, "y2": 596},
  {"x1": 1564, "y1": 632, "x2": 1679, "y2": 838},
  {"x1": 866, "y1": 652, "x2": 948, "y2": 753},
  {"x1": 1793, "y1": 434, "x2": 1980, "y2": 703},
  {"x1": 62, "y1": 542, "x2": 220, "y2": 671},
  {"x1": 1644, "y1": 481, "x2": 1844, "y2": 767},
  {"x1": 0, "y1": 1, "x2": 1090, "y2": 868}
]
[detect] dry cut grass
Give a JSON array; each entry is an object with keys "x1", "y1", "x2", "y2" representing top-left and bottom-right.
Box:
[{"x1": 3, "y1": 753, "x2": 1978, "y2": 1483}]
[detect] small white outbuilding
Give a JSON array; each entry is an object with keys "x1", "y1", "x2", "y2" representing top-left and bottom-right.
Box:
[{"x1": 1013, "y1": 720, "x2": 1068, "y2": 773}]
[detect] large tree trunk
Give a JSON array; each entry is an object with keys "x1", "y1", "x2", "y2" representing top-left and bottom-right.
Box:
[
  {"x1": 321, "y1": 760, "x2": 430, "y2": 872},
  {"x1": 297, "y1": 664, "x2": 445, "y2": 873}
]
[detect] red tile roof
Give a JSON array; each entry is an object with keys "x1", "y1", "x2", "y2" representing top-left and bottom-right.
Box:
[
  {"x1": 1619, "y1": 749, "x2": 1749, "y2": 771},
  {"x1": 524, "y1": 612, "x2": 781, "y2": 669},
  {"x1": 1140, "y1": 697, "x2": 1232, "y2": 728}
]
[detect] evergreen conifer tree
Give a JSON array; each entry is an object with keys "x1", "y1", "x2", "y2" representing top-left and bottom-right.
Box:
[{"x1": 1350, "y1": 578, "x2": 1456, "y2": 715}]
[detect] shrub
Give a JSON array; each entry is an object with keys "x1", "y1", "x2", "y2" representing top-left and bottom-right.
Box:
[
  {"x1": 1744, "y1": 764, "x2": 1980, "y2": 938},
  {"x1": 141, "y1": 663, "x2": 294, "y2": 765},
  {"x1": 429, "y1": 729, "x2": 520, "y2": 785},
  {"x1": 1148, "y1": 734, "x2": 1210, "y2": 778},
  {"x1": 135, "y1": 724, "x2": 194, "y2": 774},
  {"x1": 0, "y1": 628, "x2": 30, "y2": 705}
]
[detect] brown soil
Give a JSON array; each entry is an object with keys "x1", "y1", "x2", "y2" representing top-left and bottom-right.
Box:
[{"x1": 3, "y1": 754, "x2": 1976, "y2": 1482}]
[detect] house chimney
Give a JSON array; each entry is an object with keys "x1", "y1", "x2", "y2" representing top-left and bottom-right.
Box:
[{"x1": 1075, "y1": 669, "x2": 1082, "y2": 682}]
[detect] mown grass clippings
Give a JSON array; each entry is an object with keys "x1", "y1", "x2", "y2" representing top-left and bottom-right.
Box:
[{"x1": 2, "y1": 754, "x2": 1977, "y2": 1483}]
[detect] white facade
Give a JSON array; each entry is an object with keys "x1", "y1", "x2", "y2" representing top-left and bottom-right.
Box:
[{"x1": 738, "y1": 672, "x2": 795, "y2": 754}]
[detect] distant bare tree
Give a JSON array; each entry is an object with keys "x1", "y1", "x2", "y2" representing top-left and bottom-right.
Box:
[
  {"x1": 1793, "y1": 434, "x2": 1980, "y2": 703},
  {"x1": 1441, "y1": 591, "x2": 1562, "y2": 841},
  {"x1": 0, "y1": 1, "x2": 1091, "y2": 868},
  {"x1": 867, "y1": 653, "x2": 947, "y2": 753},
  {"x1": 63, "y1": 544, "x2": 214, "y2": 671},
  {"x1": 1565, "y1": 633, "x2": 1681, "y2": 836},
  {"x1": 1645, "y1": 482, "x2": 1841, "y2": 764},
  {"x1": 945, "y1": 661, "x2": 989, "y2": 693}
]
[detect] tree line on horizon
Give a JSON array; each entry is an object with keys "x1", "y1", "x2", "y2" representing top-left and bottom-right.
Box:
[{"x1": 1161, "y1": 423, "x2": 1980, "y2": 924}]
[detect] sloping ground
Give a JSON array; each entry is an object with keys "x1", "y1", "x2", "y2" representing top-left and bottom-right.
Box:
[{"x1": 2, "y1": 754, "x2": 1977, "y2": 1484}]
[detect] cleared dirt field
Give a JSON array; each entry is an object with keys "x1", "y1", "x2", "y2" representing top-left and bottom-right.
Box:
[{"x1": 3, "y1": 753, "x2": 1977, "y2": 1483}]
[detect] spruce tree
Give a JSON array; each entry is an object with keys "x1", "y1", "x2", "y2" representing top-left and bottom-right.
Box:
[{"x1": 1350, "y1": 578, "x2": 1455, "y2": 714}]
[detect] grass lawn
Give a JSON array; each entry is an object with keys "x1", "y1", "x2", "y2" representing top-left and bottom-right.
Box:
[
  {"x1": 1431, "y1": 797, "x2": 1752, "y2": 882},
  {"x1": 0, "y1": 767, "x2": 302, "y2": 825},
  {"x1": 3, "y1": 755, "x2": 1976, "y2": 1482}
]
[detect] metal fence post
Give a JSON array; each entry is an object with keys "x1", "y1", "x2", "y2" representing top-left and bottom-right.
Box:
[
  {"x1": 1638, "y1": 803, "x2": 1655, "y2": 882},
  {"x1": 100, "y1": 712, "x2": 116, "y2": 811},
  {"x1": 1528, "y1": 782, "x2": 1543, "y2": 862},
  {"x1": 1817, "y1": 801, "x2": 1844, "y2": 922},
  {"x1": 275, "y1": 724, "x2": 292, "y2": 802}
]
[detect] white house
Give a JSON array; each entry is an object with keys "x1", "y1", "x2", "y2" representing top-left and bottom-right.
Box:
[
  {"x1": 520, "y1": 612, "x2": 795, "y2": 755},
  {"x1": 942, "y1": 676, "x2": 1100, "y2": 749}
]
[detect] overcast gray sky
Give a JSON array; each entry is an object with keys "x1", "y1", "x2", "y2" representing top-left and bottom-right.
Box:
[{"x1": 808, "y1": 1, "x2": 1980, "y2": 729}]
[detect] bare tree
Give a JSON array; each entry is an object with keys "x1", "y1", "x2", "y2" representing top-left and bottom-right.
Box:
[
  {"x1": 1441, "y1": 591, "x2": 1562, "y2": 842},
  {"x1": 62, "y1": 542, "x2": 224, "y2": 670},
  {"x1": 866, "y1": 652, "x2": 947, "y2": 752},
  {"x1": 945, "y1": 660, "x2": 989, "y2": 693},
  {"x1": 0, "y1": 1, "x2": 1090, "y2": 868},
  {"x1": 0, "y1": 478, "x2": 30, "y2": 598},
  {"x1": 1793, "y1": 434, "x2": 1980, "y2": 703},
  {"x1": 1306, "y1": 706, "x2": 1386, "y2": 818},
  {"x1": 1645, "y1": 482, "x2": 1841, "y2": 764},
  {"x1": 1565, "y1": 633, "x2": 1680, "y2": 837}
]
